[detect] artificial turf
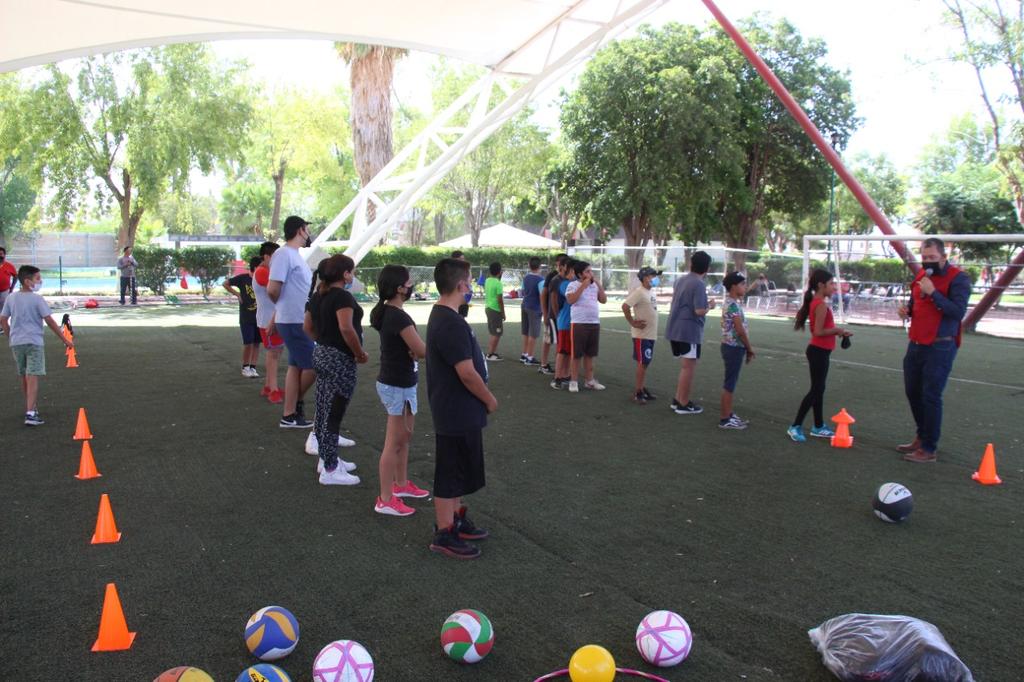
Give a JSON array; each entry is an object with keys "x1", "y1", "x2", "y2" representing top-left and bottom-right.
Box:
[{"x1": 1, "y1": 302, "x2": 1021, "y2": 681}]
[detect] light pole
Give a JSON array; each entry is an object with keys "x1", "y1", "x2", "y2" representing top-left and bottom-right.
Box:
[{"x1": 826, "y1": 132, "x2": 841, "y2": 273}]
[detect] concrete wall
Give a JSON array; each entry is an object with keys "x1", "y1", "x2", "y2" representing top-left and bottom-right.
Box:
[{"x1": 2, "y1": 233, "x2": 117, "y2": 268}]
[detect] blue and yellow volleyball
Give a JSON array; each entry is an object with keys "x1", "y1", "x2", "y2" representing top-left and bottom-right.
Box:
[
  {"x1": 245, "y1": 605, "x2": 300, "y2": 661},
  {"x1": 235, "y1": 663, "x2": 292, "y2": 682}
]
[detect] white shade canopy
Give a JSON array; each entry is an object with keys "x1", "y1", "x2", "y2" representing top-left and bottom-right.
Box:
[
  {"x1": 0, "y1": 0, "x2": 651, "y2": 74},
  {"x1": 440, "y1": 222, "x2": 561, "y2": 249}
]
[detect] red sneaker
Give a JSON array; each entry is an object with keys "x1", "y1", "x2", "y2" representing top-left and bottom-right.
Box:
[
  {"x1": 268, "y1": 389, "x2": 284, "y2": 404},
  {"x1": 393, "y1": 480, "x2": 430, "y2": 499},
  {"x1": 374, "y1": 496, "x2": 415, "y2": 517},
  {"x1": 260, "y1": 385, "x2": 272, "y2": 397}
]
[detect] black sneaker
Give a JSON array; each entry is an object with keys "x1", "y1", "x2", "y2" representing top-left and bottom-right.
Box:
[
  {"x1": 485, "y1": 353, "x2": 503, "y2": 362},
  {"x1": 632, "y1": 391, "x2": 647, "y2": 405},
  {"x1": 538, "y1": 363, "x2": 554, "y2": 375},
  {"x1": 454, "y1": 507, "x2": 489, "y2": 541},
  {"x1": 550, "y1": 378, "x2": 564, "y2": 390},
  {"x1": 524, "y1": 356, "x2": 541, "y2": 366},
  {"x1": 280, "y1": 414, "x2": 313, "y2": 428},
  {"x1": 673, "y1": 401, "x2": 704, "y2": 415},
  {"x1": 295, "y1": 400, "x2": 306, "y2": 420},
  {"x1": 24, "y1": 412, "x2": 44, "y2": 426},
  {"x1": 430, "y1": 525, "x2": 481, "y2": 559},
  {"x1": 519, "y1": 354, "x2": 529, "y2": 363},
  {"x1": 642, "y1": 388, "x2": 657, "y2": 401}
]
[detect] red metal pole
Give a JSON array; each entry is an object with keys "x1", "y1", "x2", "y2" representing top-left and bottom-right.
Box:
[
  {"x1": 962, "y1": 249, "x2": 1024, "y2": 330},
  {"x1": 701, "y1": 0, "x2": 919, "y2": 275}
]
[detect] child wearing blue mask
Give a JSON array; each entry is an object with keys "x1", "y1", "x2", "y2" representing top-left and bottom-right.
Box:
[{"x1": 621, "y1": 266, "x2": 661, "y2": 405}]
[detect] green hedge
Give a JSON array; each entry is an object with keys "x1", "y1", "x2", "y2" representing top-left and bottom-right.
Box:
[
  {"x1": 333, "y1": 246, "x2": 562, "y2": 270},
  {"x1": 133, "y1": 247, "x2": 179, "y2": 295}
]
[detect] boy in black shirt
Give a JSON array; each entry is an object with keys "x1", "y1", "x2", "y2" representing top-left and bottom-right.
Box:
[
  {"x1": 224, "y1": 256, "x2": 262, "y2": 377},
  {"x1": 426, "y1": 258, "x2": 498, "y2": 559}
]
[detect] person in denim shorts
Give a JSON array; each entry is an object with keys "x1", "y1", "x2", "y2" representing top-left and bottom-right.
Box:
[{"x1": 369, "y1": 265, "x2": 431, "y2": 517}]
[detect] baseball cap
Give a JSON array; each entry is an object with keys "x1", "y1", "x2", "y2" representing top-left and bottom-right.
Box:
[
  {"x1": 723, "y1": 272, "x2": 746, "y2": 289},
  {"x1": 638, "y1": 266, "x2": 662, "y2": 280}
]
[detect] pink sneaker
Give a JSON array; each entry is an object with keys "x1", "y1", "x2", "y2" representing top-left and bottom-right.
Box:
[
  {"x1": 267, "y1": 389, "x2": 284, "y2": 404},
  {"x1": 393, "y1": 480, "x2": 430, "y2": 499},
  {"x1": 374, "y1": 496, "x2": 415, "y2": 517}
]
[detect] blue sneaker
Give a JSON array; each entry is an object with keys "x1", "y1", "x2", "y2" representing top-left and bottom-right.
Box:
[
  {"x1": 787, "y1": 425, "x2": 806, "y2": 442},
  {"x1": 810, "y1": 425, "x2": 835, "y2": 438}
]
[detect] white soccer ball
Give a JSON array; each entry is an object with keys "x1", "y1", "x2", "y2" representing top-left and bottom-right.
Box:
[
  {"x1": 312, "y1": 640, "x2": 374, "y2": 682},
  {"x1": 635, "y1": 610, "x2": 692, "y2": 667}
]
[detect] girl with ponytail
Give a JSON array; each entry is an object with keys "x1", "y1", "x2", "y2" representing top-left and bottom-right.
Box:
[
  {"x1": 370, "y1": 265, "x2": 429, "y2": 516},
  {"x1": 787, "y1": 269, "x2": 852, "y2": 443},
  {"x1": 303, "y1": 254, "x2": 368, "y2": 484}
]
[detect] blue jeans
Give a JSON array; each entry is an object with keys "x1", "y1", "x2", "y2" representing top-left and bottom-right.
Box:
[{"x1": 903, "y1": 340, "x2": 957, "y2": 453}]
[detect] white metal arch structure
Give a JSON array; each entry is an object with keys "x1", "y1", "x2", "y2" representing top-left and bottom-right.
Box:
[{"x1": 0, "y1": 0, "x2": 671, "y2": 264}]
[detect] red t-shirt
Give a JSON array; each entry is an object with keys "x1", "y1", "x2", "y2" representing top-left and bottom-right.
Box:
[
  {"x1": 0, "y1": 261, "x2": 16, "y2": 293},
  {"x1": 808, "y1": 297, "x2": 836, "y2": 350}
]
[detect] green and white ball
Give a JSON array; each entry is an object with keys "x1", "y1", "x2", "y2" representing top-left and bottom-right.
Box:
[{"x1": 440, "y1": 609, "x2": 494, "y2": 663}]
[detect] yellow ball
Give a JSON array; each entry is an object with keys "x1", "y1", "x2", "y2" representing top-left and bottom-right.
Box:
[{"x1": 569, "y1": 644, "x2": 616, "y2": 682}]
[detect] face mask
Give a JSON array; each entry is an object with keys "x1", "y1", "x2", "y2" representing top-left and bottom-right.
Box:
[
  {"x1": 303, "y1": 231, "x2": 312, "y2": 248},
  {"x1": 650, "y1": 277, "x2": 660, "y2": 287},
  {"x1": 32, "y1": 281, "x2": 43, "y2": 292},
  {"x1": 922, "y1": 260, "x2": 941, "y2": 274},
  {"x1": 343, "y1": 280, "x2": 352, "y2": 290},
  {"x1": 401, "y1": 286, "x2": 412, "y2": 301}
]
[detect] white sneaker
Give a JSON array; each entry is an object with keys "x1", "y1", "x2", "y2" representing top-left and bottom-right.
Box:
[
  {"x1": 241, "y1": 366, "x2": 252, "y2": 377},
  {"x1": 248, "y1": 367, "x2": 260, "y2": 378},
  {"x1": 568, "y1": 381, "x2": 579, "y2": 393},
  {"x1": 318, "y1": 466, "x2": 360, "y2": 486},
  {"x1": 307, "y1": 432, "x2": 357, "y2": 454},
  {"x1": 585, "y1": 379, "x2": 606, "y2": 390},
  {"x1": 317, "y1": 458, "x2": 357, "y2": 474}
]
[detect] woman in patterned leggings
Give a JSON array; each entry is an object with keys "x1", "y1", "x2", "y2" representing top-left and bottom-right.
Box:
[{"x1": 303, "y1": 255, "x2": 369, "y2": 485}]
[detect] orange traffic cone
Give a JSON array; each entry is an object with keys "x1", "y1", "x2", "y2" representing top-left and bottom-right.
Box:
[
  {"x1": 73, "y1": 407, "x2": 93, "y2": 440},
  {"x1": 91, "y1": 583, "x2": 136, "y2": 651},
  {"x1": 91, "y1": 494, "x2": 122, "y2": 544},
  {"x1": 830, "y1": 408, "x2": 855, "y2": 448},
  {"x1": 972, "y1": 443, "x2": 1002, "y2": 485},
  {"x1": 66, "y1": 347, "x2": 79, "y2": 368},
  {"x1": 75, "y1": 441, "x2": 102, "y2": 480}
]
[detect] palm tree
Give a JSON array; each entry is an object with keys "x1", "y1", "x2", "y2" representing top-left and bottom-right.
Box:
[{"x1": 335, "y1": 43, "x2": 407, "y2": 224}]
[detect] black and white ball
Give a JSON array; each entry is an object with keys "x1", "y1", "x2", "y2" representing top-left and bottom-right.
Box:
[{"x1": 872, "y1": 483, "x2": 913, "y2": 523}]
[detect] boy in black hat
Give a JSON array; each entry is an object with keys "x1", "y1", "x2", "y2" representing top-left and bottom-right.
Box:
[
  {"x1": 622, "y1": 266, "x2": 661, "y2": 404},
  {"x1": 719, "y1": 272, "x2": 755, "y2": 429}
]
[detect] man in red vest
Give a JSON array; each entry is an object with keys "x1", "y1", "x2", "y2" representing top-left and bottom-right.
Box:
[{"x1": 896, "y1": 238, "x2": 971, "y2": 463}]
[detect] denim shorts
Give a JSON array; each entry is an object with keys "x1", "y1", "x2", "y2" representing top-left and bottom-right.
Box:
[
  {"x1": 276, "y1": 322, "x2": 314, "y2": 369},
  {"x1": 721, "y1": 343, "x2": 747, "y2": 392},
  {"x1": 376, "y1": 381, "x2": 418, "y2": 416}
]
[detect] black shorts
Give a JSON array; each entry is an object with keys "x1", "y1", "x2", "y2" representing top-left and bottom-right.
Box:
[
  {"x1": 571, "y1": 323, "x2": 600, "y2": 358},
  {"x1": 670, "y1": 340, "x2": 701, "y2": 359},
  {"x1": 240, "y1": 322, "x2": 260, "y2": 345},
  {"x1": 434, "y1": 430, "x2": 486, "y2": 499}
]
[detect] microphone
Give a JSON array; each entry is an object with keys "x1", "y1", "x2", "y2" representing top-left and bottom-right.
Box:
[{"x1": 919, "y1": 266, "x2": 934, "y2": 299}]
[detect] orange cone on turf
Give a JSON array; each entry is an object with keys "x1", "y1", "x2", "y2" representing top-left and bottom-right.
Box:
[
  {"x1": 972, "y1": 443, "x2": 1002, "y2": 485},
  {"x1": 91, "y1": 583, "x2": 136, "y2": 651},
  {"x1": 75, "y1": 441, "x2": 102, "y2": 480},
  {"x1": 91, "y1": 494, "x2": 121, "y2": 544},
  {"x1": 73, "y1": 407, "x2": 93, "y2": 440},
  {"x1": 66, "y1": 347, "x2": 79, "y2": 368},
  {"x1": 830, "y1": 408, "x2": 855, "y2": 448}
]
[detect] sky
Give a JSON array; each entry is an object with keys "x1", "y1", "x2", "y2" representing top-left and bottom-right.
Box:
[{"x1": 209, "y1": 0, "x2": 993, "y2": 175}]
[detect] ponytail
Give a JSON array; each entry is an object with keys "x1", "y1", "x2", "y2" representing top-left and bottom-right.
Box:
[
  {"x1": 795, "y1": 269, "x2": 833, "y2": 331},
  {"x1": 370, "y1": 265, "x2": 410, "y2": 331}
]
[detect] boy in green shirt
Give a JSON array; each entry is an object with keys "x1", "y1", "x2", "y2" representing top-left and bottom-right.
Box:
[{"x1": 484, "y1": 262, "x2": 505, "y2": 361}]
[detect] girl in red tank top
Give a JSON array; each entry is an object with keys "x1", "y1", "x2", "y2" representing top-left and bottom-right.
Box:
[{"x1": 787, "y1": 269, "x2": 851, "y2": 442}]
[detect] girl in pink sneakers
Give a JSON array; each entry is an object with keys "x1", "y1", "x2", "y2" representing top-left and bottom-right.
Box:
[{"x1": 369, "y1": 265, "x2": 430, "y2": 516}]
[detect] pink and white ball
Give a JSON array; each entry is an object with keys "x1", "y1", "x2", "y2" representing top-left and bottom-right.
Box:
[
  {"x1": 635, "y1": 610, "x2": 692, "y2": 667},
  {"x1": 312, "y1": 640, "x2": 374, "y2": 682}
]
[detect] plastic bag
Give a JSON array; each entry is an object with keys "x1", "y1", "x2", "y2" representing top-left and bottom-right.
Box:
[{"x1": 808, "y1": 613, "x2": 973, "y2": 681}]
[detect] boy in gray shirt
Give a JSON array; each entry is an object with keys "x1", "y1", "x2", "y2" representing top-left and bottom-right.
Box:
[
  {"x1": 0, "y1": 265, "x2": 74, "y2": 425},
  {"x1": 666, "y1": 251, "x2": 715, "y2": 415}
]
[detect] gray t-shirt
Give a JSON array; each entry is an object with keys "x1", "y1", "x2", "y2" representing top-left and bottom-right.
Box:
[
  {"x1": 665, "y1": 273, "x2": 708, "y2": 344},
  {"x1": 1, "y1": 291, "x2": 52, "y2": 346},
  {"x1": 267, "y1": 246, "x2": 311, "y2": 324},
  {"x1": 117, "y1": 255, "x2": 137, "y2": 278}
]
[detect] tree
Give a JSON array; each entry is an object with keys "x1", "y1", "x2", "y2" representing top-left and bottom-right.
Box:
[
  {"x1": 0, "y1": 159, "x2": 36, "y2": 245},
  {"x1": 560, "y1": 23, "x2": 745, "y2": 269},
  {"x1": 22, "y1": 45, "x2": 251, "y2": 252},
  {"x1": 241, "y1": 86, "x2": 353, "y2": 234},
  {"x1": 335, "y1": 44, "x2": 408, "y2": 224},
  {"x1": 0, "y1": 75, "x2": 37, "y2": 244},
  {"x1": 832, "y1": 153, "x2": 906, "y2": 235},
  {"x1": 220, "y1": 176, "x2": 276, "y2": 237},
  {"x1": 709, "y1": 16, "x2": 859, "y2": 270}
]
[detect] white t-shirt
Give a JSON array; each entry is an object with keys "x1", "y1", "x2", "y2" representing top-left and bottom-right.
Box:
[
  {"x1": 253, "y1": 268, "x2": 275, "y2": 329},
  {"x1": 565, "y1": 280, "x2": 600, "y2": 324},
  {"x1": 267, "y1": 246, "x2": 311, "y2": 324}
]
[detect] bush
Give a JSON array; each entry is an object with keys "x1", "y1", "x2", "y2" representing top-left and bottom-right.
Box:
[
  {"x1": 133, "y1": 247, "x2": 178, "y2": 295},
  {"x1": 240, "y1": 244, "x2": 262, "y2": 262},
  {"x1": 177, "y1": 246, "x2": 234, "y2": 297},
  {"x1": 346, "y1": 246, "x2": 562, "y2": 270}
]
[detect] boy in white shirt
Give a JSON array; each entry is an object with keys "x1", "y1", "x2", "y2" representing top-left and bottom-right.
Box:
[{"x1": 564, "y1": 260, "x2": 607, "y2": 393}]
